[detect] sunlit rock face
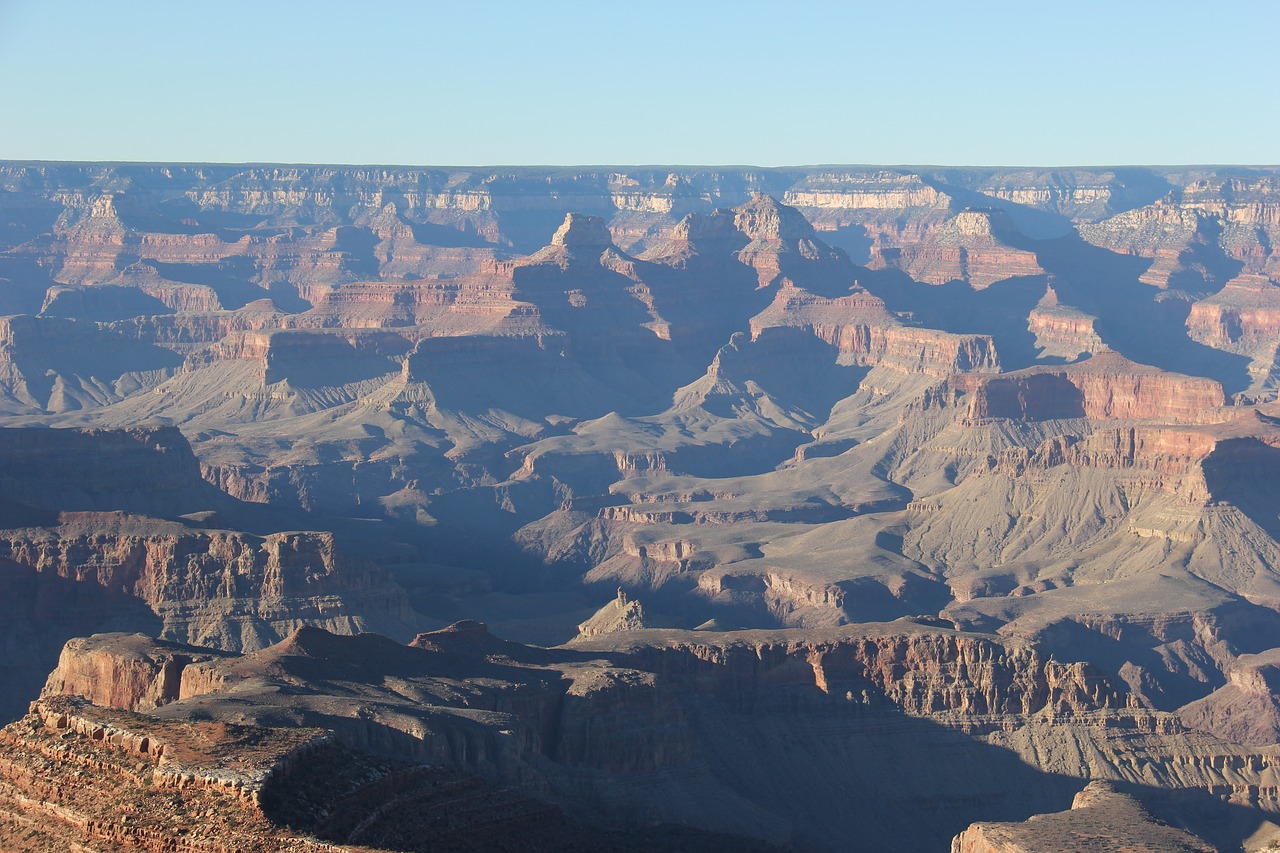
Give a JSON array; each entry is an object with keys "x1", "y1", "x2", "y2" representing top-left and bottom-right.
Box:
[{"x1": 4, "y1": 162, "x2": 1280, "y2": 851}]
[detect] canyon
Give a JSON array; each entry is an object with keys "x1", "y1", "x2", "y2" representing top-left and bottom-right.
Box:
[{"x1": 2, "y1": 162, "x2": 1280, "y2": 850}]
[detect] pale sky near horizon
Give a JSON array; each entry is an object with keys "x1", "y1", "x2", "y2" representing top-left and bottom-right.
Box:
[{"x1": 0, "y1": 0, "x2": 1276, "y2": 167}]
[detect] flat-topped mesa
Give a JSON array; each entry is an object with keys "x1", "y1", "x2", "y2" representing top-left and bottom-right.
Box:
[
  {"x1": 550, "y1": 212, "x2": 615, "y2": 249},
  {"x1": 107, "y1": 300, "x2": 287, "y2": 352},
  {"x1": 292, "y1": 269, "x2": 524, "y2": 332},
  {"x1": 750, "y1": 286, "x2": 1000, "y2": 376},
  {"x1": 1186, "y1": 274, "x2": 1280, "y2": 350},
  {"x1": 42, "y1": 633, "x2": 232, "y2": 712},
  {"x1": 948, "y1": 352, "x2": 1226, "y2": 423},
  {"x1": 27, "y1": 694, "x2": 332, "y2": 809},
  {"x1": 782, "y1": 171, "x2": 952, "y2": 217},
  {"x1": 184, "y1": 327, "x2": 409, "y2": 386}
]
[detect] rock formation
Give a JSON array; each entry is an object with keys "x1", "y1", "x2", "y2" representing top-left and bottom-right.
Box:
[
  {"x1": 1, "y1": 161, "x2": 1280, "y2": 850},
  {"x1": 951, "y1": 781, "x2": 1218, "y2": 852}
]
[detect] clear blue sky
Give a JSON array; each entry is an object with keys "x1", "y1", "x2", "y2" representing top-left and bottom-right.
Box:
[{"x1": 1, "y1": 0, "x2": 1276, "y2": 166}]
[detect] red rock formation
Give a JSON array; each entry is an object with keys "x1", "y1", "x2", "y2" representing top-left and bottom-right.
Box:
[
  {"x1": 0, "y1": 518, "x2": 414, "y2": 651},
  {"x1": 1186, "y1": 274, "x2": 1280, "y2": 349},
  {"x1": 888, "y1": 208, "x2": 1045, "y2": 289},
  {"x1": 750, "y1": 286, "x2": 1000, "y2": 375},
  {"x1": 1027, "y1": 285, "x2": 1106, "y2": 358},
  {"x1": 950, "y1": 352, "x2": 1225, "y2": 423},
  {"x1": 42, "y1": 634, "x2": 230, "y2": 712}
]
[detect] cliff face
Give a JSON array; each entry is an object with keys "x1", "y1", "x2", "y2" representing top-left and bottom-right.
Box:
[
  {"x1": 885, "y1": 209, "x2": 1047, "y2": 289},
  {"x1": 0, "y1": 426, "x2": 419, "y2": 723},
  {"x1": 6, "y1": 162, "x2": 1280, "y2": 849},
  {"x1": 33, "y1": 626, "x2": 1280, "y2": 852},
  {"x1": 945, "y1": 352, "x2": 1226, "y2": 423},
  {"x1": 42, "y1": 634, "x2": 231, "y2": 712},
  {"x1": 749, "y1": 286, "x2": 1000, "y2": 375},
  {"x1": 0, "y1": 426, "x2": 218, "y2": 517},
  {"x1": 0, "y1": 520, "x2": 413, "y2": 651}
]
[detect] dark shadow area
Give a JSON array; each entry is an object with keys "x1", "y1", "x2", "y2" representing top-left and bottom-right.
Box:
[
  {"x1": 261, "y1": 741, "x2": 784, "y2": 853},
  {"x1": 858, "y1": 267, "x2": 1049, "y2": 370},
  {"x1": 701, "y1": 328, "x2": 869, "y2": 424},
  {"x1": 816, "y1": 223, "x2": 874, "y2": 264},
  {"x1": 144, "y1": 257, "x2": 299, "y2": 311},
  {"x1": 1019, "y1": 233, "x2": 1254, "y2": 392},
  {"x1": 154, "y1": 195, "x2": 274, "y2": 234},
  {"x1": 112, "y1": 192, "x2": 262, "y2": 244},
  {"x1": 0, "y1": 255, "x2": 58, "y2": 315},
  {"x1": 0, "y1": 557, "x2": 163, "y2": 723},
  {"x1": 1202, "y1": 436, "x2": 1280, "y2": 542},
  {"x1": 975, "y1": 372, "x2": 1087, "y2": 420},
  {"x1": 1166, "y1": 214, "x2": 1245, "y2": 297},
  {"x1": 1106, "y1": 167, "x2": 1180, "y2": 213},
  {"x1": 332, "y1": 225, "x2": 381, "y2": 278},
  {"x1": 38, "y1": 283, "x2": 174, "y2": 321},
  {"x1": 0, "y1": 193, "x2": 62, "y2": 251},
  {"x1": 921, "y1": 174, "x2": 1074, "y2": 239},
  {"x1": 259, "y1": 331, "x2": 403, "y2": 388},
  {"x1": 404, "y1": 219, "x2": 502, "y2": 249},
  {"x1": 1, "y1": 315, "x2": 184, "y2": 404}
]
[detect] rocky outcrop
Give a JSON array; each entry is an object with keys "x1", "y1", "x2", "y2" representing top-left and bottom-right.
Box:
[
  {"x1": 0, "y1": 519, "x2": 415, "y2": 652},
  {"x1": 575, "y1": 589, "x2": 648, "y2": 638},
  {"x1": 592, "y1": 628, "x2": 1124, "y2": 719},
  {"x1": 887, "y1": 208, "x2": 1045, "y2": 289},
  {"x1": 31, "y1": 625, "x2": 1280, "y2": 852},
  {"x1": 947, "y1": 352, "x2": 1225, "y2": 423},
  {"x1": 731, "y1": 194, "x2": 857, "y2": 291},
  {"x1": 750, "y1": 286, "x2": 1000, "y2": 375},
  {"x1": 1186, "y1": 274, "x2": 1280, "y2": 350},
  {"x1": 1027, "y1": 285, "x2": 1106, "y2": 359},
  {"x1": 1179, "y1": 648, "x2": 1280, "y2": 745},
  {"x1": 41, "y1": 634, "x2": 230, "y2": 712},
  {"x1": 951, "y1": 781, "x2": 1216, "y2": 853}
]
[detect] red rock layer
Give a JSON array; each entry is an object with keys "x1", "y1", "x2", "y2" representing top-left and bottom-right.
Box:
[
  {"x1": 750, "y1": 286, "x2": 1000, "y2": 375},
  {"x1": 946, "y1": 352, "x2": 1225, "y2": 423}
]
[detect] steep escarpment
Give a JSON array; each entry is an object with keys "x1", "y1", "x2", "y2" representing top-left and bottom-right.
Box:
[
  {"x1": 34, "y1": 625, "x2": 1280, "y2": 852},
  {"x1": 5, "y1": 162, "x2": 1280, "y2": 849},
  {"x1": 749, "y1": 285, "x2": 1000, "y2": 375},
  {"x1": 882, "y1": 208, "x2": 1046, "y2": 290},
  {"x1": 0, "y1": 426, "x2": 419, "y2": 723},
  {"x1": 0, "y1": 425, "x2": 222, "y2": 517},
  {"x1": 943, "y1": 352, "x2": 1225, "y2": 423},
  {"x1": 0, "y1": 519, "x2": 414, "y2": 651}
]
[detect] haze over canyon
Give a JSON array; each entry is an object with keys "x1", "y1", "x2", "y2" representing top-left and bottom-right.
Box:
[{"x1": 2, "y1": 162, "x2": 1280, "y2": 851}]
